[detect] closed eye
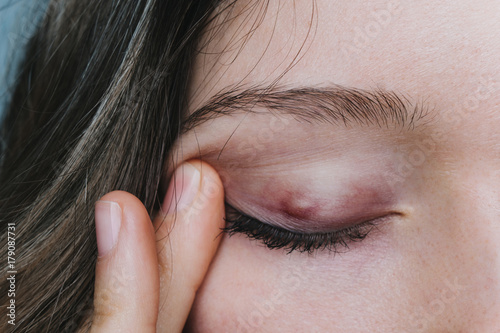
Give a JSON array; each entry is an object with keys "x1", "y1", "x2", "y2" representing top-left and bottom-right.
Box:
[{"x1": 222, "y1": 204, "x2": 394, "y2": 255}]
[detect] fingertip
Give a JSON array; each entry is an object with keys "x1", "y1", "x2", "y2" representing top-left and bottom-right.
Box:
[
  {"x1": 187, "y1": 159, "x2": 226, "y2": 223},
  {"x1": 98, "y1": 191, "x2": 152, "y2": 224},
  {"x1": 92, "y1": 190, "x2": 159, "y2": 332},
  {"x1": 98, "y1": 190, "x2": 155, "y2": 243},
  {"x1": 189, "y1": 159, "x2": 224, "y2": 196},
  {"x1": 95, "y1": 200, "x2": 122, "y2": 257},
  {"x1": 154, "y1": 160, "x2": 226, "y2": 331},
  {"x1": 159, "y1": 159, "x2": 225, "y2": 225}
]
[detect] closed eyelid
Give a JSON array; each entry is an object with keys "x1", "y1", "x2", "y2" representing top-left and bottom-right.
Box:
[
  {"x1": 222, "y1": 168, "x2": 403, "y2": 233},
  {"x1": 223, "y1": 203, "x2": 388, "y2": 254}
]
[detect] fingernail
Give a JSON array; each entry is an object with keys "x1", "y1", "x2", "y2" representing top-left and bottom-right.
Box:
[
  {"x1": 95, "y1": 201, "x2": 122, "y2": 256},
  {"x1": 163, "y1": 162, "x2": 201, "y2": 215}
]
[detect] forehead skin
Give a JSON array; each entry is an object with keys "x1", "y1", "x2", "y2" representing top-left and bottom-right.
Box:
[
  {"x1": 178, "y1": 0, "x2": 500, "y2": 332},
  {"x1": 189, "y1": 0, "x2": 500, "y2": 138}
]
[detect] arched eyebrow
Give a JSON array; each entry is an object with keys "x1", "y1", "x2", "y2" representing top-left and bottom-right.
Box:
[{"x1": 182, "y1": 85, "x2": 431, "y2": 133}]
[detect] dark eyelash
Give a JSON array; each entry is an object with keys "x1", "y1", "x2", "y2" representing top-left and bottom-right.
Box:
[{"x1": 222, "y1": 204, "x2": 379, "y2": 255}]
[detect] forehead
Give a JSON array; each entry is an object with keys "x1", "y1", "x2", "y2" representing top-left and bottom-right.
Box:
[{"x1": 189, "y1": 0, "x2": 500, "y2": 124}]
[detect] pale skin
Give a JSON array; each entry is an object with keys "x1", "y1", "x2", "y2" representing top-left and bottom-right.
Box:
[{"x1": 90, "y1": 0, "x2": 500, "y2": 332}]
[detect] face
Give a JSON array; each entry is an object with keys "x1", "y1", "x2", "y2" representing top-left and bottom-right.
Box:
[{"x1": 168, "y1": 0, "x2": 500, "y2": 331}]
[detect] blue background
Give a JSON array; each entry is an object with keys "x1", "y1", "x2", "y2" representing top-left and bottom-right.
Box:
[{"x1": 0, "y1": 0, "x2": 46, "y2": 119}]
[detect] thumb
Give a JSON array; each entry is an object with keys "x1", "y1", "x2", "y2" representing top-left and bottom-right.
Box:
[
  {"x1": 91, "y1": 191, "x2": 159, "y2": 332},
  {"x1": 154, "y1": 160, "x2": 225, "y2": 332}
]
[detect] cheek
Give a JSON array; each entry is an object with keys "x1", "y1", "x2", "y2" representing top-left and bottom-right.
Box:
[
  {"x1": 184, "y1": 234, "x2": 288, "y2": 332},
  {"x1": 184, "y1": 230, "x2": 423, "y2": 332}
]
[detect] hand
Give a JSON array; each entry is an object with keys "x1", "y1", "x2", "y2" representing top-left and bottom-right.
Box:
[{"x1": 89, "y1": 160, "x2": 225, "y2": 332}]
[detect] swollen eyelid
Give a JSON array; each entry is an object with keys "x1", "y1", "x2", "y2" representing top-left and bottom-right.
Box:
[{"x1": 224, "y1": 177, "x2": 398, "y2": 233}]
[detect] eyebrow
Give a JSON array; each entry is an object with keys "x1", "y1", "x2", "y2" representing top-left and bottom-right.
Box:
[{"x1": 182, "y1": 85, "x2": 431, "y2": 133}]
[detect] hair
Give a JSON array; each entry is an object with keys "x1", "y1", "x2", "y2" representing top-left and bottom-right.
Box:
[{"x1": 0, "y1": 0, "x2": 240, "y2": 331}]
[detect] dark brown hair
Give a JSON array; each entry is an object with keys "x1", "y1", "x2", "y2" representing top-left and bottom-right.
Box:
[{"x1": 0, "y1": 0, "x2": 229, "y2": 331}]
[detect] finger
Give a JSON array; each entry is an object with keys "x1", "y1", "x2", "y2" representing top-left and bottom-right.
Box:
[
  {"x1": 91, "y1": 191, "x2": 159, "y2": 333},
  {"x1": 154, "y1": 160, "x2": 225, "y2": 332}
]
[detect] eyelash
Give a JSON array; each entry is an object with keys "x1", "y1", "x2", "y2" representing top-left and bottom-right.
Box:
[{"x1": 222, "y1": 204, "x2": 379, "y2": 255}]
